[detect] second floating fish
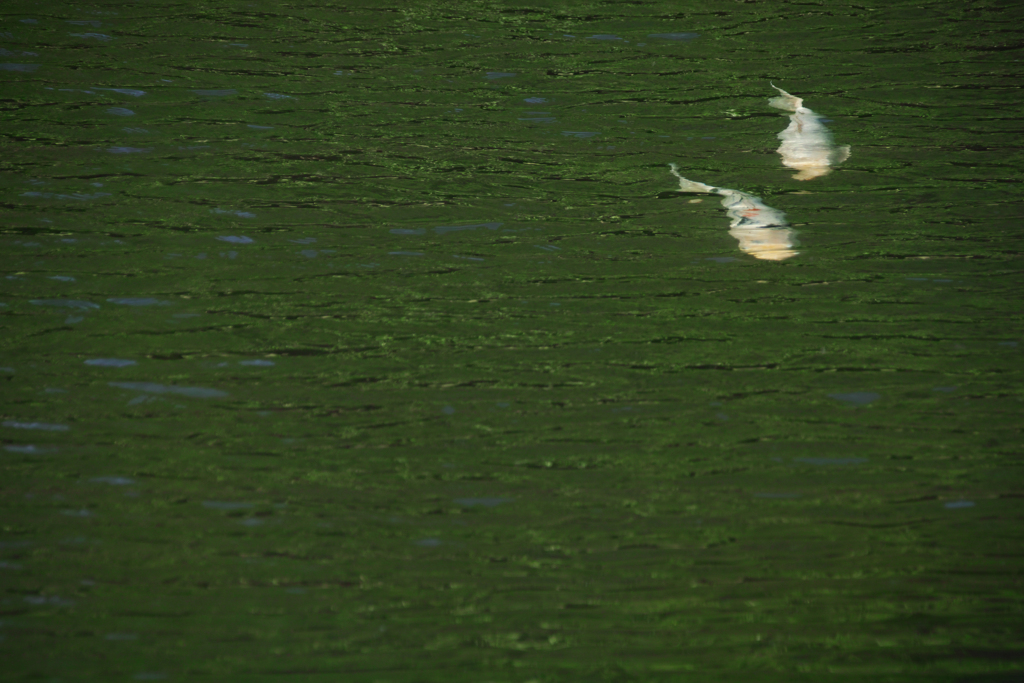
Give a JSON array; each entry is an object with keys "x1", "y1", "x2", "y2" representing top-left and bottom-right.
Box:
[
  {"x1": 769, "y1": 84, "x2": 850, "y2": 181},
  {"x1": 668, "y1": 164, "x2": 799, "y2": 261}
]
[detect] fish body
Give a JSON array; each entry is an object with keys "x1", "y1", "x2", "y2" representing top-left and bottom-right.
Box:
[
  {"x1": 669, "y1": 164, "x2": 799, "y2": 261},
  {"x1": 769, "y1": 84, "x2": 849, "y2": 180}
]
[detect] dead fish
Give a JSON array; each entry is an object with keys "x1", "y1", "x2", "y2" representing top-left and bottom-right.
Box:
[
  {"x1": 769, "y1": 84, "x2": 850, "y2": 181},
  {"x1": 669, "y1": 163, "x2": 799, "y2": 261}
]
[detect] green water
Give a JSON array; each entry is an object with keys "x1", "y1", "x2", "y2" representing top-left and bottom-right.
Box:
[{"x1": 2, "y1": 0, "x2": 1022, "y2": 680}]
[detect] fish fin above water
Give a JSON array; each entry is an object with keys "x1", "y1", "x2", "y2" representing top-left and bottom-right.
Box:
[
  {"x1": 831, "y1": 144, "x2": 851, "y2": 164},
  {"x1": 768, "y1": 83, "x2": 803, "y2": 112},
  {"x1": 668, "y1": 163, "x2": 717, "y2": 194}
]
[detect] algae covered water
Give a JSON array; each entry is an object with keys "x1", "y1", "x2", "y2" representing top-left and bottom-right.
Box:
[{"x1": 2, "y1": 0, "x2": 1022, "y2": 680}]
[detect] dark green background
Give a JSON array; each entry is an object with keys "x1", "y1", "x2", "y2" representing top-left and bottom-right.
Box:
[{"x1": 2, "y1": 0, "x2": 1022, "y2": 679}]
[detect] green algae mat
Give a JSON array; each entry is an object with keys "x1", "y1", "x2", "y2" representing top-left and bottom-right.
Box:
[{"x1": 2, "y1": 0, "x2": 1022, "y2": 680}]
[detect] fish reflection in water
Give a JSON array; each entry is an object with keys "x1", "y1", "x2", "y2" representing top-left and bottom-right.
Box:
[
  {"x1": 769, "y1": 84, "x2": 850, "y2": 181},
  {"x1": 669, "y1": 164, "x2": 799, "y2": 261}
]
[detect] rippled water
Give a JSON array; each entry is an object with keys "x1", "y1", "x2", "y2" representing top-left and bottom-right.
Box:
[{"x1": 3, "y1": 1, "x2": 1023, "y2": 680}]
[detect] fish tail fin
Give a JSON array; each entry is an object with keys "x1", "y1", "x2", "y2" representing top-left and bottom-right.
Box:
[
  {"x1": 832, "y1": 145, "x2": 851, "y2": 164},
  {"x1": 768, "y1": 82, "x2": 802, "y2": 112},
  {"x1": 668, "y1": 164, "x2": 716, "y2": 193}
]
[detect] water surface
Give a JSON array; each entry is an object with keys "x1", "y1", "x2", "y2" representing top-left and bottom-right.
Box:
[{"x1": 2, "y1": 0, "x2": 1022, "y2": 680}]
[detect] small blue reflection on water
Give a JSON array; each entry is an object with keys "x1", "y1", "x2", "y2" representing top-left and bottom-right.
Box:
[
  {"x1": 25, "y1": 594, "x2": 75, "y2": 605},
  {"x1": 485, "y1": 72, "x2": 516, "y2": 80},
  {"x1": 85, "y1": 359, "x2": 136, "y2": 367},
  {"x1": 90, "y1": 476, "x2": 134, "y2": 485},
  {"x1": 110, "y1": 382, "x2": 228, "y2": 399},
  {"x1": 562, "y1": 131, "x2": 598, "y2": 138},
  {"x1": 192, "y1": 89, "x2": 238, "y2": 97},
  {"x1": 415, "y1": 538, "x2": 442, "y2": 547},
  {"x1": 216, "y1": 235, "x2": 254, "y2": 243},
  {"x1": 96, "y1": 88, "x2": 146, "y2": 97},
  {"x1": 587, "y1": 35, "x2": 623, "y2": 41},
  {"x1": 829, "y1": 392, "x2": 880, "y2": 406},
  {"x1": 23, "y1": 190, "x2": 111, "y2": 200},
  {"x1": 239, "y1": 360, "x2": 274, "y2": 367},
  {"x1": 434, "y1": 222, "x2": 502, "y2": 235},
  {"x1": 648, "y1": 33, "x2": 699, "y2": 41},
  {"x1": 213, "y1": 210, "x2": 257, "y2": 219},
  {"x1": 107, "y1": 147, "x2": 150, "y2": 154},
  {"x1": 6, "y1": 444, "x2": 56, "y2": 453},
  {"x1": 106, "y1": 107, "x2": 134, "y2": 116},
  {"x1": 454, "y1": 497, "x2": 512, "y2": 507},
  {"x1": 944, "y1": 500, "x2": 975, "y2": 509},
  {"x1": 202, "y1": 501, "x2": 253, "y2": 510},
  {"x1": 107, "y1": 298, "x2": 166, "y2": 306},
  {"x1": 2, "y1": 420, "x2": 69, "y2": 431},
  {"x1": 105, "y1": 633, "x2": 138, "y2": 641}
]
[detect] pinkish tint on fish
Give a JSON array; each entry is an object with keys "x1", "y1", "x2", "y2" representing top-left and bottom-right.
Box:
[{"x1": 668, "y1": 164, "x2": 799, "y2": 262}]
